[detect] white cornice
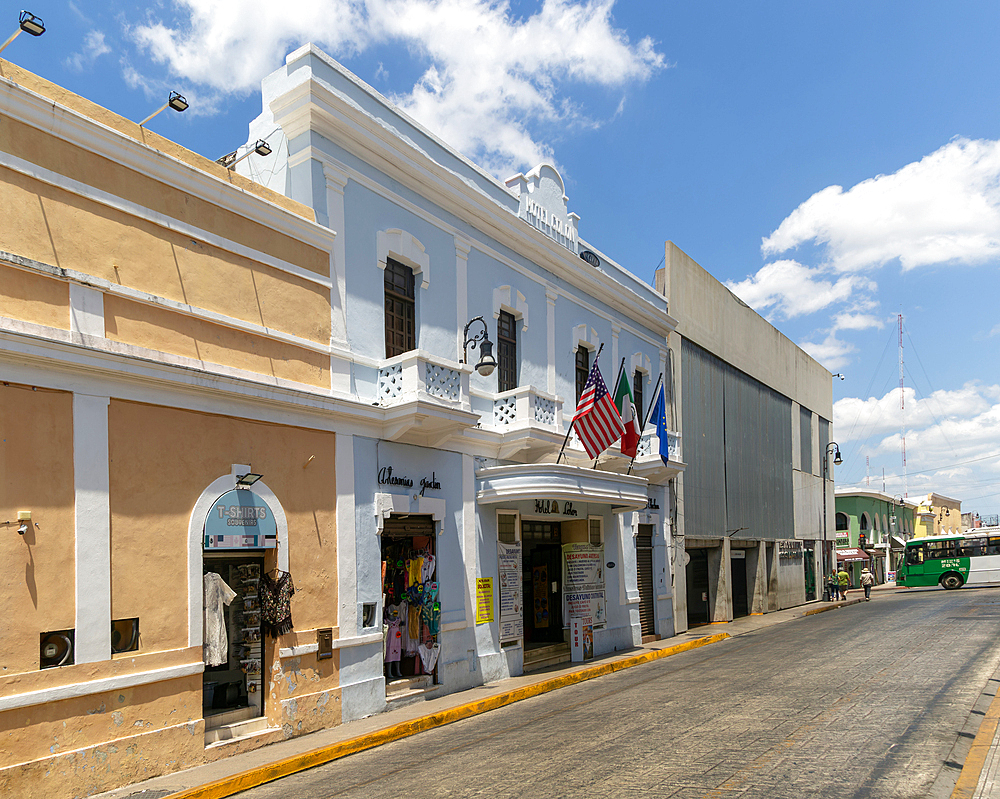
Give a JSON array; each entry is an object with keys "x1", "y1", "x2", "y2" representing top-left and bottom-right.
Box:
[
  {"x1": 0, "y1": 75, "x2": 334, "y2": 252},
  {"x1": 269, "y1": 75, "x2": 676, "y2": 337},
  {"x1": 0, "y1": 660, "x2": 203, "y2": 713},
  {"x1": 1, "y1": 250, "x2": 333, "y2": 357},
  {"x1": 295, "y1": 147, "x2": 672, "y2": 350}
]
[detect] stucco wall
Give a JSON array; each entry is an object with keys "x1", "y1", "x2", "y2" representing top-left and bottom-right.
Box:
[
  {"x1": 108, "y1": 400, "x2": 339, "y2": 652},
  {"x1": 0, "y1": 260, "x2": 69, "y2": 329},
  {"x1": 0, "y1": 383, "x2": 76, "y2": 676}
]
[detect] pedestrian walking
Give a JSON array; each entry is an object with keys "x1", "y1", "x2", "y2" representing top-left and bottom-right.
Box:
[
  {"x1": 827, "y1": 571, "x2": 840, "y2": 601},
  {"x1": 837, "y1": 567, "x2": 851, "y2": 600},
  {"x1": 860, "y1": 567, "x2": 875, "y2": 601}
]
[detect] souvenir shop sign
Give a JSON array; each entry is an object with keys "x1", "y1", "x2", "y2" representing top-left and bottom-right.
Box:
[
  {"x1": 497, "y1": 540, "x2": 523, "y2": 640},
  {"x1": 204, "y1": 490, "x2": 277, "y2": 549},
  {"x1": 476, "y1": 578, "x2": 494, "y2": 623}
]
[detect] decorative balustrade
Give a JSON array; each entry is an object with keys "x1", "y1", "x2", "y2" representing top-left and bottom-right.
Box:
[
  {"x1": 376, "y1": 350, "x2": 470, "y2": 410},
  {"x1": 488, "y1": 385, "x2": 562, "y2": 430},
  {"x1": 636, "y1": 428, "x2": 682, "y2": 462}
]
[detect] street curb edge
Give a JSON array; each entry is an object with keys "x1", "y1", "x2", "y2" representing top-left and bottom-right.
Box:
[
  {"x1": 166, "y1": 632, "x2": 730, "y2": 799},
  {"x1": 950, "y1": 679, "x2": 1000, "y2": 799}
]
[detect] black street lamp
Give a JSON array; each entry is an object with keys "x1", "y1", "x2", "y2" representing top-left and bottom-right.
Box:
[{"x1": 461, "y1": 316, "x2": 497, "y2": 377}]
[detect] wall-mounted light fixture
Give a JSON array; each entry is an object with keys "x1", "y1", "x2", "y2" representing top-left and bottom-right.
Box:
[
  {"x1": 236, "y1": 472, "x2": 263, "y2": 487},
  {"x1": 17, "y1": 510, "x2": 30, "y2": 535},
  {"x1": 832, "y1": 373, "x2": 845, "y2": 381},
  {"x1": 138, "y1": 91, "x2": 189, "y2": 127},
  {"x1": 0, "y1": 10, "x2": 45, "y2": 56},
  {"x1": 461, "y1": 316, "x2": 497, "y2": 377},
  {"x1": 226, "y1": 139, "x2": 272, "y2": 170}
]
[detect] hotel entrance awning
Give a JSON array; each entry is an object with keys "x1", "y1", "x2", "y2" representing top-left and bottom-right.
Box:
[{"x1": 476, "y1": 463, "x2": 649, "y2": 513}]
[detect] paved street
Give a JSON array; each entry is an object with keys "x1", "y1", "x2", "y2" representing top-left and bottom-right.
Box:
[{"x1": 232, "y1": 587, "x2": 1000, "y2": 799}]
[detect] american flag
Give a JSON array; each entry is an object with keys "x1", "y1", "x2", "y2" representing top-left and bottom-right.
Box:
[{"x1": 572, "y1": 360, "x2": 623, "y2": 459}]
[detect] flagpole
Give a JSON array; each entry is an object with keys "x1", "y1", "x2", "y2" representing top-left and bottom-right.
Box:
[
  {"x1": 611, "y1": 357, "x2": 626, "y2": 400},
  {"x1": 556, "y1": 342, "x2": 604, "y2": 464},
  {"x1": 627, "y1": 371, "x2": 663, "y2": 475}
]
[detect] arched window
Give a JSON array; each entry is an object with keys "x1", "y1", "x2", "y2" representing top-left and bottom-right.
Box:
[{"x1": 835, "y1": 513, "x2": 849, "y2": 531}]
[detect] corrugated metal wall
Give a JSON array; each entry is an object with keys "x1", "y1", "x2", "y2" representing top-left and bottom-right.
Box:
[
  {"x1": 818, "y1": 417, "x2": 830, "y2": 476},
  {"x1": 799, "y1": 405, "x2": 812, "y2": 474},
  {"x1": 682, "y1": 341, "x2": 793, "y2": 541}
]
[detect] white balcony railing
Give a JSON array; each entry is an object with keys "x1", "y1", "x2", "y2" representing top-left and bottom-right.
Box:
[
  {"x1": 489, "y1": 385, "x2": 561, "y2": 430},
  {"x1": 637, "y1": 428, "x2": 682, "y2": 462},
  {"x1": 377, "y1": 350, "x2": 470, "y2": 410}
]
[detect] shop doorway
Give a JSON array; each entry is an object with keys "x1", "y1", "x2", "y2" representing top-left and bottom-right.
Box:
[
  {"x1": 804, "y1": 544, "x2": 816, "y2": 600},
  {"x1": 686, "y1": 548, "x2": 710, "y2": 626},
  {"x1": 636, "y1": 525, "x2": 656, "y2": 638},
  {"x1": 380, "y1": 516, "x2": 439, "y2": 689},
  {"x1": 202, "y1": 553, "x2": 265, "y2": 724},
  {"x1": 521, "y1": 521, "x2": 562, "y2": 645},
  {"x1": 731, "y1": 551, "x2": 749, "y2": 618}
]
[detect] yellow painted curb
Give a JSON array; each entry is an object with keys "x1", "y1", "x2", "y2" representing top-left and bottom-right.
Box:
[
  {"x1": 951, "y1": 685, "x2": 1000, "y2": 799},
  {"x1": 168, "y1": 633, "x2": 730, "y2": 799}
]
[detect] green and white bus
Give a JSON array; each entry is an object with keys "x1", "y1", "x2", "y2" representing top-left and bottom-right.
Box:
[{"x1": 897, "y1": 532, "x2": 1000, "y2": 590}]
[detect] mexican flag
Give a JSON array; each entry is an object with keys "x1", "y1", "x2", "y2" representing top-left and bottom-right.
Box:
[{"x1": 612, "y1": 370, "x2": 641, "y2": 458}]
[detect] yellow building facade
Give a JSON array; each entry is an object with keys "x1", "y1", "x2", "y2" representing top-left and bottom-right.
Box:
[
  {"x1": 914, "y1": 493, "x2": 963, "y2": 538},
  {"x1": 0, "y1": 61, "x2": 347, "y2": 796}
]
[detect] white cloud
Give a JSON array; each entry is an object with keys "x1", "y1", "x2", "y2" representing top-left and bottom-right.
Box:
[
  {"x1": 65, "y1": 30, "x2": 112, "y2": 72},
  {"x1": 725, "y1": 259, "x2": 874, "y2": 319},
  {"x1": 798, "y1": 330, "x2": 855, "y2": 373},
  {"x1": 128, "y1": 0, "x2": 664, "y2": 173},
  {"x1": 762, "y1": 137, "x2": 1000, "y2": 273},
  {"x1": 833, "y1": 383, "x2": 1000, "y2": 508}
]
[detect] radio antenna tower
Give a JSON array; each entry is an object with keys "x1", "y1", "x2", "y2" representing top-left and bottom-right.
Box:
[{"x1": 899, "y1": 313, "x2": 908, "y2": 498}]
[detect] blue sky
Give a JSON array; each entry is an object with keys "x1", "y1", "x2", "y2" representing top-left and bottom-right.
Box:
[{"x1": 5, "y1": 1, "x2": 1000, "y2": 515}]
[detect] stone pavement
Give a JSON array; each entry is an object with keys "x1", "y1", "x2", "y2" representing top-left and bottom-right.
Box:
[{"x1": 93, "y1": 584, "x2": 995, "y2": 799}]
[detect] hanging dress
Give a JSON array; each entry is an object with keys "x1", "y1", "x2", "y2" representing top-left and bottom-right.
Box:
[
  {"x1": 259, "y1": 570, "x2": 295, "y2": 637},
  {"x1": 203, "y1": 572, "x2": 237, "y2": 666}
]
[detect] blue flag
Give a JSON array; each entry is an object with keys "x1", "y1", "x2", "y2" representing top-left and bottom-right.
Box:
[{"x1": 651, "y1": 384, "x2": 670, "y2": 466}]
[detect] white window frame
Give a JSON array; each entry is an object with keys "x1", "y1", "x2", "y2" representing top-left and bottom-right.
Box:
[{"x1": 588, "y1": 514, "x2": 604, "y2": 547}]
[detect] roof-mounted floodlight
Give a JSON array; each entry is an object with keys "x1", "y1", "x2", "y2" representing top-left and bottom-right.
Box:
[
  {"x1": 0, "y1": 10, "x2": 46, "y2": 56},
  {"x1": 138, "y1": 91, "x2": 189, "y2": 127},
  {"x1": 227, "y1": 139, "x2": 272, "y2": 170}
]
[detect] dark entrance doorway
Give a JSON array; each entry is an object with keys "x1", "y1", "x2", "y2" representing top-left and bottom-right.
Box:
[
  {"x1": 686, "y1": 548, "x2": 710, "y2": 626},
  {"x1": 636, "y1": 525, "x2": 656, "y2": 637},
  {"x1": 731, "y1": 551, "x2": 749, "y2": 618},
  {"x1": 804, "y1": 544, "x2": 816, "y2": 601},
  {"x1": 521, "y1": 521, "x2": 562, "y2": 644}
]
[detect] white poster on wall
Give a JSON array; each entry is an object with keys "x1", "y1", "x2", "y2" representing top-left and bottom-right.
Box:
[
  {"x1": 498, "y1": 540, "x2": 522, "y2": 640},
  {"x1": 562, "y1": 543, "x2": 606, "y2": 627}
]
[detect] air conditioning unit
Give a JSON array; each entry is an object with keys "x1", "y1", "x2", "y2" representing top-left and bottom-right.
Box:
[
  {"x1": 111, "y1": 618, "x2": 139, "y2": 654},
  {"x1": 40, "y1": 630, "x2": 74, "y2": 669}
]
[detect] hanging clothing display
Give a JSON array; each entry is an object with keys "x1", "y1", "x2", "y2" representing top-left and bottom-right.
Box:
[
  {"x1": 259, "y1": 570, "x2": 295, "y2": 637},
  {"x1": 203, "y1": 572, "x2": 237, "y2": 666},
  {"x1": 381, "y1": 528, "x2": 437, "y2": 681}
]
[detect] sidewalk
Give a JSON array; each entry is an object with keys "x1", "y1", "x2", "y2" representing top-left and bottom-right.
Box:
[{"x1": 93, "y1": 594, "x2": 871, "y2": 799}]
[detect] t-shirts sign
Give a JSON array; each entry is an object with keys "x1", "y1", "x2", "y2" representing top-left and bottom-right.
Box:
[{"x1": 204, "y1": 489, "x2": 277, "y2": 549}]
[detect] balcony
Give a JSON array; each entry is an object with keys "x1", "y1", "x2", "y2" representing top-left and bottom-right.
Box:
[
  {"x1": 376, "y1": 350, "x2": 479, "y2": 447},
  {"x1": 479, "y1": 385, "x2": 565, "y2": 460},
  {"x1": 631, "y1": 428, "x2": 684, "y2": 481}
]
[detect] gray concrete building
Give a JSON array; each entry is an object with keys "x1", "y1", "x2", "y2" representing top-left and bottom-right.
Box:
[{"x1": 657, "y1": 243, "x2": 835, "y2": 632}]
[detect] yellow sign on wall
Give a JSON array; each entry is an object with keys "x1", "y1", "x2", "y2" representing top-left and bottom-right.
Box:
[{"x1": 476, "y1": 577, "x2": 494, "y2": 624}]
